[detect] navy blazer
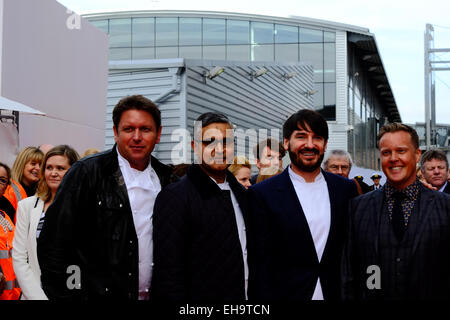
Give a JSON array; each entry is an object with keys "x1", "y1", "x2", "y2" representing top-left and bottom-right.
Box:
[{"x1": 248, "y1": 168, "x2": 358, "y2": 301}]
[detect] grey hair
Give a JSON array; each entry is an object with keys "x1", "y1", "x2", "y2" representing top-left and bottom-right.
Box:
[{"x1": 322, "y1": 149, "x2": 353, "y2": 170}]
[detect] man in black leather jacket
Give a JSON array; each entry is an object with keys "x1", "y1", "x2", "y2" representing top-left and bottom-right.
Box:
[{"x1": 37, "y1": 95, "x2": 178, "y2": 300}]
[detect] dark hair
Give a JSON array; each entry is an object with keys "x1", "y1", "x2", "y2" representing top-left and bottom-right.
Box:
[
  {"x1": 283, "y1": 109, "x2": 328, "y2": 141},
  {"x1": 193, "y1": 112, "x2": 233, "y2": 136},
  {"x1": 420, "y1": 149, "x2": 449, "y2": 170},
  {"x1": 0, "y1": 162, "x2": 11, "y2": 185},
  {"x1": 37, "y1": 145, "x2": 80, "y2": 202},
  {"x1": 112, "y1": 95, "x2": 161, "y2": 130},
  {"x1": 377, "y1": 123, "x2": 419, "y2": 150},
  {"x1": 253, "y1": 138, "x2": 286, "y2": 160}
]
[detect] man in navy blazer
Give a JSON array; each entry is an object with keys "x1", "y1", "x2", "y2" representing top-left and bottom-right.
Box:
[{"x1": 249, "y1": 110, "x2": 358, "y2": 301}]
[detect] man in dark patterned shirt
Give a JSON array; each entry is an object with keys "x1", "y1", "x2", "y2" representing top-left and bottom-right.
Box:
[{"x1": 342, "y1": 123, "x2": 450, "y2": 300}]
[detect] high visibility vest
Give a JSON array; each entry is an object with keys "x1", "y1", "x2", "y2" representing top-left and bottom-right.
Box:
[
  {"x1": 0, "y1": 211, "x2": 21, "y2": 300},
  {"x1": 3, "y1": 180, "x2": 27, "y2": 224}
]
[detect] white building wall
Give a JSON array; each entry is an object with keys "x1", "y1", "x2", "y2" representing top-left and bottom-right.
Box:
[
  {"x1": 327, "y1": 30, "x2": 349, "y2": 152},
  {"x1": 0, "y1": 0, "x2": 108, "y2": 154}
]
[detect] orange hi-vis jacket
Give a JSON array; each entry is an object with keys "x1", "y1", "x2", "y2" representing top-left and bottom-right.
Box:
[
  {"x1": 3, "y1": 180, "x2": 27, "y2": 223},
  {"x1": 0, "y1": 210, "x2": 21, "y2": 300}
]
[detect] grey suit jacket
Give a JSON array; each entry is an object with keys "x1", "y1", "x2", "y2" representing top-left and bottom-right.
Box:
[{"x1": 342, "y1": 184, "x2": 450, "y2": 300}]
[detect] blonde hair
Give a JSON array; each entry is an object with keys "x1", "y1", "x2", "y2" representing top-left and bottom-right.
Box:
[
  {"x1": 228, "y1": 156, "x2": 251, "y2": 175},
  {"x1": 37, "y1": 145, "x2": 80, "y2": 202},
  {"x1": 82, "y1": 148, "x2": 100, "y2": 158},
  {"x1": 256, "y1": 168, "x2": 283, "y2": 183},
  {"x1": 11, "y1": 147, "x2": 44, "y2": 184}
]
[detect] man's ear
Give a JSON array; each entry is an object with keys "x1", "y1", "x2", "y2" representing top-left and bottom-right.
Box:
[
  {"x1": 283, "y1": 138, "x2": 289, "y2": 151},
  {"x1": 155, "y1": 126, "x2": 162, "y2": 144},
  {"x1": 113, "y1": 126, "x2": 118, "y2": 143}
]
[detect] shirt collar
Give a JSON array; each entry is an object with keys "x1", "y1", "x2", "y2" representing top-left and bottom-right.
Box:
[
  {"x1": 384, "y1": 178, "x2": 421, "y2": 201},
  {"x1": 288, "y1": 165, "x2": 324, "y2": 184},
  {"x1": 116, "y1": 146, "x2": 151, "y2": 173},
  {"x1": 439, "y1": 181, "x2": 448, "y2": 192}
]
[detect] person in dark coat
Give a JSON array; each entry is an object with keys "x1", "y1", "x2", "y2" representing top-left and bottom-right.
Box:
[
  {"x1": 249, "y1": 110, "x2": 358, "y2": 301},
  {"x1": 151, "y1": 112, "x2": 250, "y2": 301},
  {"x1": 342, "y1": 123, "x2": 450, "y2": 300},
  {"x1": 37, "y1": 95, "x2": 178, "y2": 300},
  {"x1": 369, "y1": 173, "x2": 383, "y2": 191}
]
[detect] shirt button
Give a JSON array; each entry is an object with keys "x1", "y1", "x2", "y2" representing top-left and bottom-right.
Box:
[
  {"x1": 151, "y1": 263, "x2": 154, "y2": 267},
  {"x1": 98, "y1": 201, "x2": 101, "y2": 206},
  {"x1": 120, "y1": 203, "x2": 123, "y2": 208},
  {"x1": 129, "y1": 252, "x2": 132, "y2": 256},
  {"x1": 130, "y1": 240, "x2": 133, "y2": 244},
  {"x1": 396, "y1": 258, "x2": 401, "y2": 262},
  {"x1": 129, "y1": 273, "x2": 132, "y2": 276}
]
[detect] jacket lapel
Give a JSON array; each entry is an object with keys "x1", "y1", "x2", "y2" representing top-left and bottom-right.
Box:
[
  {"x1": 277, "y1": 168, "x2": 319, "y2": 264},
  {"x1": 371, "y1": 189, "x2": 384, "y2": 256},
  {"x1": 411, "y1": 186, "x2": 435, "y2": 256}
]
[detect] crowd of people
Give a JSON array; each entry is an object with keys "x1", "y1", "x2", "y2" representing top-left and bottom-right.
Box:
[{"x1": 0, "y1": 94, "x2": 449, "y2": 301}]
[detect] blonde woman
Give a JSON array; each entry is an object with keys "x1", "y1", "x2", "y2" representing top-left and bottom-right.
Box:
[
  {"x1": 12, "y1": 145, "x2": 79, "y2": 300},
  {"x1": 228, "y1": 156, "x2": 252, "y2": 189},
  {"x1": 11, "y1": 147, "x2": 44, "y2": 198}
]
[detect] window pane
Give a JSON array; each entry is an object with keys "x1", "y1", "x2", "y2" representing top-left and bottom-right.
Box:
[
  {"x1": 156, "y1": 46, "x2": 178, "y2": 58},
  {"x1": 132, "y1": 18, "x2": 154, "y2": 47},
  {"x1": 227, "y1": 45, "x2": 250, "y2": 61},
  {"x1": 324, "y1": 31, "x2": 335, "y2": 42},
  {"x1": 324, "y1": 43, "x2": 336, "y2": 82},
  {"x1": 179, "y1": 46, "x2": 202, "y2": 59},
  {"x1": 324, "y1": 82, "x2": 336, "y2": 107},
  {"x1": 156, "y1": 18, "x2": 178, "y2": 46},
  {"x1": 313, "y1": 82, "x2": 324, "y2": 111},
  {"x1": 251, "y1": 44, "x2": 274, "y2": 61},
  {"x1": 203, "y1": 45, "x2": 226, "y2": 60},
  {"x1": 300, "y1": 28, "x2": 323, "y2": 43},
  {"x1": 300, "y1": 43, "x2": 323, "y2": 82},
  {"x1": 109, "y1": 19, "x2": 131, "y2": 48},
  {"x1": 179, "y1": 18, "x2": 201, "y2": 46},
  {"x1": 110, "y1": 48, "x2": 131, "y2": 60},
  {"x1": 91, "y1": 20, "x2": 108, "y2": 34},
  {"x1": 203, "y1": 19, "x2": 225, "y2": 45},
  {"x1": 275, "y1": 24, "x2": 298, "y2": 43},
  {"x1": 251, "y1": 22, "x2": 274, "y2": 44},
  {"x1": 227, "y1": 20, "x2": 249, "y2": 45},
  {"x1": 132, "y1": 47, "x2": 155, "y2": 60},
  {"x1": 275, "y1": 44, "x2": 298, "y2": 62}
]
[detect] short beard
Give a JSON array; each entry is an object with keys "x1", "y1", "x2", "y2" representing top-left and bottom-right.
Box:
[{"x1": 288, "y1": 147, "x2": 324, "y2": 173}]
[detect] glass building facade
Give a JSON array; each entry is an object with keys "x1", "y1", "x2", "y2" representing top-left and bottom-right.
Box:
[{"x1": 89, "y1": 15, "x2": 337, "y2": 120}]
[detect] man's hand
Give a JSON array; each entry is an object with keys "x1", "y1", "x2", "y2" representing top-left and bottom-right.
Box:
[
  {"x1": 0, "y1": 272, "x2": 6, "y2": 295},
  {"x1": 419, "y1": 178, "x2": 438, "y2": 191}
]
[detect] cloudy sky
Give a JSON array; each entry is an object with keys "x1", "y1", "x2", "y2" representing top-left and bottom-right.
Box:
[{"x1": 58, "y1": 0, "x2": 450, "y2": 124}]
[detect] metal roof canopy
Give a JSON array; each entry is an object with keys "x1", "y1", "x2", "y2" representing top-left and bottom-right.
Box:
[
  {"x1": 348, "y1": 32, "x2": 401, "y2": 123},
  {"x1": 0, "y1": 96, "x2": 46, "y2": 115}
]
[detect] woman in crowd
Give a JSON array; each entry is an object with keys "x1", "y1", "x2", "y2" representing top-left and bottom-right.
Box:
[
  {"x1": 0, "y1": 165, "x2": 20, "y2": 300},
  {"x1": 11, "y1": 147, "x2": 44, "y2": 198},
  {"x1": 228, "y1": 156, "x2": 252, "y2": 189},
  {"x1": 0, "y1": 163, "x2": 16, "y2": 223},
  {"x1": 12, "y1": 145, "x2": 79, "y2": 300}
]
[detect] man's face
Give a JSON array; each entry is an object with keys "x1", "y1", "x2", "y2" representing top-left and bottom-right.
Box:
[
  {"x1": 192, "y1": 122, "x2": 234, "y2": 174},
  {"x1": 256, "y1": 146, "x2": 284, "y2": 175},
  {"x1": 113, "y1": 109, "x2": 161, "y2": 171},
  {"x1": 421, "y1": 158, "x2": 448, "y2": 189},
  {"x1": 325, "y1": 156, "x2": 351, "y2": 178},
  {"x1": 379, "y1": 131, "x2": 421, "y2": 190},
  {"x1": 373, "y1": 178, "x2": 381, "y2": 186},
  {"x1": 284, "y1": 123, "x2": 327, "y2": 173}
]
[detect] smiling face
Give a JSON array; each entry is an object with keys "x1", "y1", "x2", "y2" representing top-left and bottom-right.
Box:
[
  {"x1": 192, "y1": 122, "x2": 234, "y2": 174},
  {"x1": 284, "y1": 123, "x2": 327, "y2": 175},
  {"x1": 44, "y1": 155, "x2": 71, "y2": 195},
  {"x1": 22, "y1": 159, "x2": 41, "y2": 187},
  {"x1": 379, "y1": 130, "x2": 421, "y2": 190},
  {"x1": 113, "y1": 109, "x2": 161, "y2": 171}
]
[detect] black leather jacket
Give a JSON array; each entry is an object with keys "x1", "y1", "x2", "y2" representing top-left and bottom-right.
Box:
[{"x1": 37, "y1": 146, "x2": 178, "y2": 300}]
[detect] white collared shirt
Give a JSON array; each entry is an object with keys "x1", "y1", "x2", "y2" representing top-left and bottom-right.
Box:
[
  {"x1": 117, "y1": 148, "x2": 161, "y2": 300},
  {"x1": 288, "y1": 166, "x2": 331, "y2": 300},
  {"x1": 214, "y1": 177, "x2": 249, "y2": 300},
  {"x1": 439, "y1": 181, "x2": 448, "y2": 192}
]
